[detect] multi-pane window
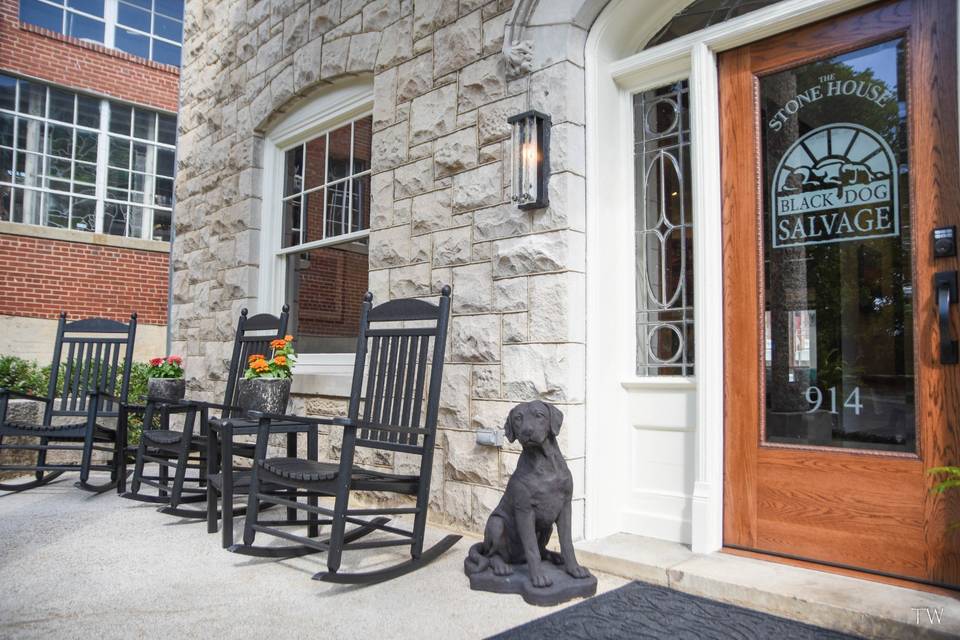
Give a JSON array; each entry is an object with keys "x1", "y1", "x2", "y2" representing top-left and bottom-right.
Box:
[
  {"x1": 0, "y1": 74, "x2": 176, "y2": 241},
  {"x1": 19, "y1": 0, "x2": 183, "y2": 67},
  {"x1": 634, "y1": 81, "x2": 695, "y2": 376},
  {"x1": 282, "y1": 115, "x2": 372, "y2": 248},
  {"x1": 279, "y1": 114, "x2": 371, "y2": 356}
]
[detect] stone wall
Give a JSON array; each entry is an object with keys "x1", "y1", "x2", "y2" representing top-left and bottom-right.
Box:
[{"x1": 173, "y1": 0, "x2": 588, "y2": 536}]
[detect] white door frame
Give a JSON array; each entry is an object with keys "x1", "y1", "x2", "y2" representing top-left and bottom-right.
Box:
[{"x1": 584, "y1": 0, "x2": 880, "y2": 554}]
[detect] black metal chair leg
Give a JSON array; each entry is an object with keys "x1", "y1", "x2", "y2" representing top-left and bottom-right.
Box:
[{"x1": 129, "y1": 439, "x2": 147, "y2": 494}]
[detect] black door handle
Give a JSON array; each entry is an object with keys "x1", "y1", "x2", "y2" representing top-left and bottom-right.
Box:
[{"x1": 936, "y1": 271, "x2": 958, "y2": 365}]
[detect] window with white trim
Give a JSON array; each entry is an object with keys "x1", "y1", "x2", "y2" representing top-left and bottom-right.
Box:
[
  {"x1": 279, "y1": 113, "x2": 371, "y2": 356},
  {"x1": 0, "y1": 73, "x2": 176, "y2": 240},
  {"x1": 19, "y1": 0, "x2": 183, "y2": 67}
]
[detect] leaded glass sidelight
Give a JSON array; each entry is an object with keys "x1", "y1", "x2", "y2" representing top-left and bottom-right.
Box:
[{"x1": 634, "y1": 81, "x2": 694, "y2": 376}]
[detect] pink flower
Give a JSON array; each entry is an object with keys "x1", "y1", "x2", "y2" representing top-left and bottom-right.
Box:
[
  {"x1": 166, "y1": 355, "x2": 183, "y2": 365},
  {"x1": 149, "y1": 357, "x2": 163, "y2": 367}
]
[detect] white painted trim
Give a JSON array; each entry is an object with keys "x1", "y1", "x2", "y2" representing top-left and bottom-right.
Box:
[
  {"x1": 257, "y1": 78, "x2": 374, "y2": 317},
  {"x1": 586, "y1": 0, "x2": 887, "y2": 553}
]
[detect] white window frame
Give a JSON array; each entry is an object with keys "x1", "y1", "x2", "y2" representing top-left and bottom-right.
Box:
[
  {"x1": 258, "y1": 78, "x2": 373, "y2": 385},
  {"x1": 20, "y1": 0, "x2": 183, "y2": 65},
  {"x1": 585, "y1": 0, "x2": 880, "y2": 554},
  {"x1": 1, "y1": 75, "x2": 176, "y2": 241}
]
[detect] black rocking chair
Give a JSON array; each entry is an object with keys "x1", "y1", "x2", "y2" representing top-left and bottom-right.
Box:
[
  {"x1": 230, "y1": 287, "x2": 461, "y2": 585},
  {"x1": 123, "y1": 306, "x2": 289, "y2": 518},
  {"x1": 0, "y1": 312, "x2": 137, "y2": 493}
]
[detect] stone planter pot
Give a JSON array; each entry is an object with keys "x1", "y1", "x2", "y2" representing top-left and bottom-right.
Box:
[
  {"x1": 147, "y1": 377, "x2": 185, "y2": 402},
  {"x1": 237, "y1": 378, "x2": 291, "y2": 415}
]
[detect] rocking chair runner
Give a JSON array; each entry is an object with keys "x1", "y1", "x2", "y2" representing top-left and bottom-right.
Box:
[
  {"x1": 123, "y1": 306, "x2": 289, "y2": 518},
  {"x1": 0, "y1": 312, "x2": 137, "y2": 493},
  {"x1": 230, "y1": 287, "x2": 461, "y2": 585}
]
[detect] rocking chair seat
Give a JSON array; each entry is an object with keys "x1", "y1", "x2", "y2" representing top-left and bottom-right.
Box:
[
  {"x1": 141, "y1": 429, "x2": 205, "y2": 447},
  {"x1": 260, "y1": 457, "x2": 339, "y2": 482},
  {"x1": 3, "y1": 421, "x2": 115, "y2": 438}
]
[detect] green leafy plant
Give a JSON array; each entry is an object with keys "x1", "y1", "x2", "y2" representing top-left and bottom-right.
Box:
[
  {"x1": 147, "y1": 355, "x2": 184, "y2": 379},
  {"x1": 244, "y1": 335, "x2": 296, "y2": 379},
  {"x1": 929, "y1": 466, "x2": 960, "y2": 531}
]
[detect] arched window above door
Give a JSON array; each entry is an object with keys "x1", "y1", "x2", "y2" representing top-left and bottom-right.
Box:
[{"x1": 645, "y1": 0, "x2": 784, "y2": 49}]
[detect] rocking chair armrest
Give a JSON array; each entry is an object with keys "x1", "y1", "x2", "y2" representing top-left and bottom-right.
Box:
[
  {"x1": 140, "y1": 396, "x2": 202, "y2": 412},
  {"x1": 245, "y1": 410, "x2": 350, "y2": 427},
  {"x1": 90, "y1": 389, "x2": 145, "y2": 411},
  {"x1": 0, "y1": 388, "x2": 51, "y2": 403}
]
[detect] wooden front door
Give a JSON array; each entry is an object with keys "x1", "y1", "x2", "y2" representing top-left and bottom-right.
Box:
[{"x1": 721, "y1": 0, "x2": 960, "y2": 587}]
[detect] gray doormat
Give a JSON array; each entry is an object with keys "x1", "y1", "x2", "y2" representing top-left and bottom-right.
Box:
[{"x1": 489, "y1": 581, "x2": 862, "y2": 639}]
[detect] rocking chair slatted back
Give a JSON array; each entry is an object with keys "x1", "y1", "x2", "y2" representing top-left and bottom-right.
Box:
[
  {"x1": 351, "y1": 289, "x2": 450, "y2": 454},
  {"x1": 221, "y1": 306, "x2": 290, "y2": 418},
  {"x1": 45, "y1": 313, "x2": 138, "y2": 422}
]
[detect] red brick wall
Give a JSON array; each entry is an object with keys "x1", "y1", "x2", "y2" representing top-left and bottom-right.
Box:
[
  {"x1": 294, "y1": 246, "x2": 368, "y2": 338},
  {"x1": 0, "y1": 0, "x2": 179, "y2": 112},
  {"x1": 0, "y1": 233, "x2": 168, "y2": 325}
]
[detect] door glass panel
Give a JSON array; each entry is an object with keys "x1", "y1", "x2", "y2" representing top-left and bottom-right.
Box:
[{"x1": 760, "y1": 39, "x2": 913, "y2": 452}]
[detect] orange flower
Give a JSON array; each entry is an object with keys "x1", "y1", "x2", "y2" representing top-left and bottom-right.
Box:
[
  {"x1": 284, "y1": 335, "x2": 294, "y2": 342},
  {"x1": 248, "y1": 354, "x2": 264, "y2": 363},
  {"x1": 270, "y1": 339, "x2": 287, "y2": 349},
  {"x1": 274, "y1": 355, "x2": 287, "y2": 366},
  {"x1": 250, "y1": 358, "x2": 270, "y2": 372}
]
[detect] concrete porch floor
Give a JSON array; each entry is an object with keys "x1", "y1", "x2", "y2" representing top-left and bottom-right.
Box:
[
  {"x1": 0, "y1": 476, "x2": 628, "y2": 639},
  {"x1": 574, "y1": 533, "x2": 960, "y2": 640},
  {"x1": 2, "y1": 476, "x2": 958, "y2": 640}
]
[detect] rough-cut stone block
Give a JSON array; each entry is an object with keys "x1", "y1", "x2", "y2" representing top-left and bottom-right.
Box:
[
  {"x1": 347, "y1": 31, "x2": 380, "y2": 72},
  {"x1": 452, "y1": 162, "x2": 502, "y2": 212},
  {"x1": 451, "y1": 262, "x2": 493, "y2": 312},
  {"x1": 373, "y1": 67, "x2": 397, "y2": 129},
  {"x1": 459, "y1": 55, "x2": 506, "y2": 112},
  {"x1": 363, "y1": 0, "x2": 400, "y2": 31},
  {"x1": 502, "y1": 343, "x2": 585, "y2": 402},
  {"x1": 413, "y1": 0, "x2": 458, "y2": 40},
  {"x1": 549, "y1": 123, "x2": 586, "y2": 176},
  {"x1": 439, "y1": 364, "x2": 471, "y2": 429},
  {"x1": 372, "y1": 122, "x2": 408, "y2": 171},
  {"x1": 478, "y1": 141, "x2": 502, "y2": 164},
  {"x1": 397, "y1": 53, "x2": 433, "y2": 103},
  {"x1": 502, "y1": 312, "x2": 527, "y2": 344},
  {"x1": 433, "y1": 11, "x2": 482, "y2": 77},
  {"x1": 474, "y1": 203, "x2": 531, "y2": 241},
  {"x1": 482, "y1": 11, "x2": 508, "y2": 55},
  {"x1": 325, "y1": 12, "x2": 362, "y2": 40},
  {"x1": 472, "y1": 364, "x2": 500, "y2": 399},
  {"x1": 310, "y1": 1, "x2": 339, "y2": 39},
  {"x1": 394, "y1": 157, "x2": 434, "y2": 199},
  {"x1": 433, "y1": 225, "x2": 472, "y2": 267},
  {"x1": 529, "y1": 62, "x2": 585, "y2": 125},
  {"x1": 434, "y1": 127, "x2": 478, "y2": 178},
  {"x1": 470, "y1": 399, "x2": 513, "y2": 432},
  {"x1": 494, "y1": 277, "x2": 527, "y2": 311},
  {"x1": 409, "y1": 83, "x2": 457, "y2": 145},
  {"x1": 450, "y1": 314, "x2": 500, "y2": 362},
  {"x1": 478, "y1": 94, "x2": 524, "y2": 145},
  {"x1": 390, "y1": 262, "x2": 432, "y2": 298},
  {"x1": 528, "y1": 271, "x2": 585, "y2": 342},
  {"x1": 369, "y1": 225, "x2": 430, "y2": 268},
  {"x1": 368, "y1": 268, "x2": 390, "y2": 302},
  {"x1": 443, "y1": 430, "x2": 498, "y2": 486},
  {"x1": 526, "y1": 171, "x2": 585, "y2": 233},
  {"x1": 411, "y1": 188, "x2": 453, "y2": 235},
  {"x1": 492, "y1": 231, "x2": 571, "y2": 278},
  {"x1": 320, "y1": 36, "x2": 350, "y2": 79},
  {"x1": 376, "y1": 15, "x2": 413, "y2": 70}
]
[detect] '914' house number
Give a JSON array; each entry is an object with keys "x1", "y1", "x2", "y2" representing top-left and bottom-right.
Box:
[{"x1": 805, "y1": 386, "x2": 863, "y2": 415}]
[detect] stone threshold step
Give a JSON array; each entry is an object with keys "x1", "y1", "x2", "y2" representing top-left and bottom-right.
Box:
[{"x1": 573, "y1": 533, "x2": 960, "y2": 640}]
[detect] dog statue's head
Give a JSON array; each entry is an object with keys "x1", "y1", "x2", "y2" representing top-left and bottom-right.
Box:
[{"x1": 504, "y1": 401, "x2": 563, "y2": 448}]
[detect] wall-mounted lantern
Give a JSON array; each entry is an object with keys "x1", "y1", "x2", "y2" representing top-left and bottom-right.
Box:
[{"x1": 508, "y1": 110, "x2": 551, "y2": 210}]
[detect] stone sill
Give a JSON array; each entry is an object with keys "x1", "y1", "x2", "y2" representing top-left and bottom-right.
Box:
[
  {"x1": 0, "y1": 221, "x2": 171, "y2": 254},
  {"x1": 291, "y1": 372, "x2": 352, "y2": 399}
]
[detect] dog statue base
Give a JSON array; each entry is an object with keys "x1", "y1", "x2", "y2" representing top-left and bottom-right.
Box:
[{"x1": 465, "y1": 559, "x2": 598, "y2": 607}]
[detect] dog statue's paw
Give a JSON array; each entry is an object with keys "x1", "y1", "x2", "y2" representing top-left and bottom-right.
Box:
[
  {"x1": 565, "y1": 563, "x2": 591, "y2": 579},
  {"x1": 491, "y1": 557, "x2": 513, "y2": 576},
  {"x1": 530, "y1": 572, "x2": 553, "y2": 588}
]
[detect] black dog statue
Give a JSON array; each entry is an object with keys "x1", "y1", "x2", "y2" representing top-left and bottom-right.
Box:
[{"x1": 464, "y1": 401, "x2": 597, "y2": 606}]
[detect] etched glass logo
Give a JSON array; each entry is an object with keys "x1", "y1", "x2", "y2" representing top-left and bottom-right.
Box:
[{"x1": 771, "y1": 123, "x2": 898, "y2": 248}]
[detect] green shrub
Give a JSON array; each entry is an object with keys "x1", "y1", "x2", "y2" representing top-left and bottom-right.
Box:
[
  {"x1": 930, "y1": 466, "x2": 960, "y2": 532},
  {"x1": 1, "y1": 355, "x2": 153, "y2": 444}
]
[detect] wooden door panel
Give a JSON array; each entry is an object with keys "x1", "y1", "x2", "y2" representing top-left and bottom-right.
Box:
[{"x1": 721, "y1": 0, "x2": 960, "y2": 587}]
